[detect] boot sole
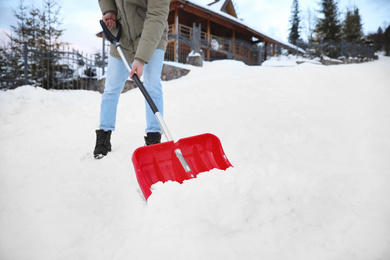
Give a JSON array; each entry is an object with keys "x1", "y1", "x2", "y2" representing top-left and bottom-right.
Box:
[
  {"x1": 94, "y1": 149, "x2": 111, "y2": 159},
  {"x1": 94, "y1": 154, "x2": 105, "y2": 159}
]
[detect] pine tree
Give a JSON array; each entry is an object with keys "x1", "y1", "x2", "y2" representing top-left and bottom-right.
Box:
[
  {"x1": 25, "y1": 7, "x2": 40, "y2": 48},
  {"x1": 288, "y1": 0, "x2": 301, "y2": 45},
  {"x1": 35, "y1": 0, "x2": 65, "y2": 89},
  {"x1": 304, "y1": 7, "x2": 316, "y2": 42},
  {"x1": 9, "y1": 0, "x2": 29, "y2": 45},
  {"x1": 0, "y1": 44, "x2": 10, "y2": 89},
  {"x1": 316, "y1": 0, "x2": 342, "y2": 41},
  {"x1": 342, "y1": 6, "x2": 364, "y2": 44},
  {"x1": 385, "y1": 25, "x2": 390, "y2": 56},
  {"x1": 39, "y1": 0, "x2": 64, "y2": 50},
  {"x1": 377, "y1": 27, "x2": 384, "y2": 51},
  {"x1": 367, "y1": 27, "x2": 384, "y2": 53},
  {"x1": 5, "y1": 0, "x2": 29, "y2": 84},
  {"x1": 5, "y1": 0, "x2": 66, "y2": 89}
]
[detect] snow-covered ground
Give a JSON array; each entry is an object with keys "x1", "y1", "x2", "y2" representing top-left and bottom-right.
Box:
[{"x1": 1, "y1": 55, "x2": 390, "y2": 260}]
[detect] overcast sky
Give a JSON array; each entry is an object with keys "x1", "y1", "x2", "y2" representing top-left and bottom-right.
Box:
[{"x1": 0, "y1": 0, "x2": 389, "y2": 54}]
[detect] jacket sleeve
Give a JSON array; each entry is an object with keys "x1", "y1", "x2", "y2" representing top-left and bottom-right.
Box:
[
  {"x1": 135, "y1": 0, "x2": 170, "y2": 64},
  {"x1": 98, "y1": 0, "x2": 117, "y2": 15}
]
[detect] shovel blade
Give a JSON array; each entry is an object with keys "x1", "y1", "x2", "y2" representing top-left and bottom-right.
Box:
[{"x1": 132, "y1": 133, "x2": 232, "y2": 199}]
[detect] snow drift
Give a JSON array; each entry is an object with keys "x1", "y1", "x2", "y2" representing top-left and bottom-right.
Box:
[{"x1": 1, "y1": 55, "x2": 390, "y2": 260}]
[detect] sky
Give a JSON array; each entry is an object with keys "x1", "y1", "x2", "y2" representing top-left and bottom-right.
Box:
[{"x1": 0, "y1": 0, "x2": 389, "y2": 54}]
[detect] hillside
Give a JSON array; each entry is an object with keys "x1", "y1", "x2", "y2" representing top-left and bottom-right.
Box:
[{"x1": 1, "y1": 56, "x2": 390, "y2": 260}]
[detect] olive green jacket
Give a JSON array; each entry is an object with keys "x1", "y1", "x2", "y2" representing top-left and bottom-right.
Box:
[{"x1": 99, "y1": 0, "x2": 169, "y2": 64}]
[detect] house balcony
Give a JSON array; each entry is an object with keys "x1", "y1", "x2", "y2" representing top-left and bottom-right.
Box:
[{"x1": 165, "y1": 24, "x2": 262, "y2": 65}]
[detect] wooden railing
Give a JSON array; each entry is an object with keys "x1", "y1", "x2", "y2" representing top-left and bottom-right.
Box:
[{"x1": 167, "y1": 24, "x2": 261, "y2": 65}]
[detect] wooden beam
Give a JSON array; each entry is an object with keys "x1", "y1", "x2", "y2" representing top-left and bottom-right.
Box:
[
  {"x1": 207, "y1": 19, "x2": 211, "y2": 61},
  {"x1": 174, "y1": 7, "x2": 179, "y2": 62},
  {"x1": 169, "y1": 0, "x2": 180, "y2": 12},
  {"x1": 232, "y1": 28, "x2": 235, "y2": 57}
]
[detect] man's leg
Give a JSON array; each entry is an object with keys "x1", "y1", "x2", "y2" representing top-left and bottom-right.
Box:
[
  {"x1": 94, "y1": 55, "x2": 128, "y2": 158},
  {"x1": 142, "y1": 49, "x2": 165, "y2": 135},
  {"x1": 99, "y1": 55, "x2": 129, "y2": 131}
]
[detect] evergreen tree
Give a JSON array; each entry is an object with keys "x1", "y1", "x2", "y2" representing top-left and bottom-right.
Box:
[
  {"x1": 25, "y1": 7, "x2": 40, "y2": 48},
  {"x1": 35, "y1": 0, "x2": 65, "y2": 89},
  {"x1": 4, "y1": 0, "x2": 66, "y2": 89},
  {"x1": 304, "y1": 7, "x2": 316, "y2": 42},
  {"x1": 9, "y1": 0, "x2": 29, "y2": 45},
  {"x1": 377, "y1": 27, "x2": 385, "y2": 51},
  {"x1": 288, "y1": 0, "x2": 301, "y2": 45},
  {"x1": 385, "y1": 25, "x2": 390, "y2": 56},
  {"x1": 0, "y1": 44, "x2": 10, "y2": 89},
  {"x1": 39, "y1": 0, "x2": 64, "y2": 51},
  {"x1": 316, "y1": 0, "x2": 342, "y2": 41},
  {"x1": 367, "y1": 27, "x2": 383, "y2": 52},
  {"x1": 342, "y1": 6, "x2": 364, "y2": 44},
  {"x1": 367, "y1": 25, "x2": 390, "y2": 56},
  {"x1": 4, "y1": 0, "x2": 29, "y2": 84}
]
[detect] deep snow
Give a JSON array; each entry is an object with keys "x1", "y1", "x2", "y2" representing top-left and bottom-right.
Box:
[{"x1": 1, "y1": 55, "x2": 390, "y2": 260}]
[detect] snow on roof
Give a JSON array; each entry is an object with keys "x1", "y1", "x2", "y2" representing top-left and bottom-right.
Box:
[{"x1": 182, "y1": 0, "x2": 306, "y2": 54}]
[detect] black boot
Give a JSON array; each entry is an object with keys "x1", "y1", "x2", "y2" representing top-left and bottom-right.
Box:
[
  {"x1": 144, "y1": 132, "x2": 161, "y2": 146},
  {"x1": 94, "y1": 129, "x2": 112, "y2": 159}
]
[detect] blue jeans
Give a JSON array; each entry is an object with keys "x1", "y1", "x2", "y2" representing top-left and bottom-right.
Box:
[{"x1": 99, "y1": 49, "x2": 164, "y2": 133}]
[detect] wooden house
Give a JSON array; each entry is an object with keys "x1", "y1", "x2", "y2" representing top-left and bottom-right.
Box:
[{"x1": 166, "y1": 0, "x2": 305, "y2": 65}]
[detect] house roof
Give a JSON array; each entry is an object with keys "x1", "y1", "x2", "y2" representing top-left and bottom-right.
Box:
[
  {"x1": 179, "y1": 0, "x2": 305, "y2": 54},
  {"x1": 207, "y1": 0, "x2": 224, "y2": 9},
  {"x1": 208, "y1": 0, "x2": 237, "y2": 18}
]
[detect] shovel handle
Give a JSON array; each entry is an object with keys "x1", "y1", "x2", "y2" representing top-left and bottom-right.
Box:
[{"x1": 99, "y1": 20, "x2": 121, "y2": 47}]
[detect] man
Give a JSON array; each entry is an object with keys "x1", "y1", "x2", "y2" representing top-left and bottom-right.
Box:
[{"x1": 94, "y1": 0, "x2": 170, "y2": 159}]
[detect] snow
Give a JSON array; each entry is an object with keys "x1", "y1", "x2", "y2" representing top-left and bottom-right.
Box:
[
  {"x1": 322, "y1": 55, "x2": 344, "y2": 64},
  {"x1": 262, "y1": 55, "x2": 322, "y2": 67},
  {"x1": 1, "y1": 55, "x2": 390, "y2": 260},
  {"x1": 187, "y1": 51, "x2": 202, "y2": 57}
]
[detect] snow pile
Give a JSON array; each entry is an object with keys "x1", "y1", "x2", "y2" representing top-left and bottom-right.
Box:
[
  {"x1": 188, "y1": 50, "x2": 202, "y2": 57},
  {"x1": 1, "y1": 56, "x2": 390, "y2": 260}
]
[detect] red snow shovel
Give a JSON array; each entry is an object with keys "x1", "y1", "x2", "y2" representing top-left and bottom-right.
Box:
[{"x1": 100, "y1": 21, "x2": 232, "y2": 200}]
